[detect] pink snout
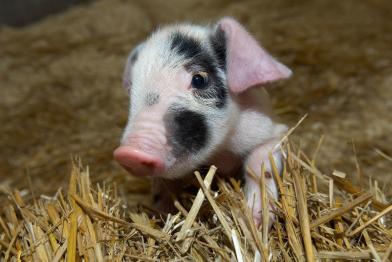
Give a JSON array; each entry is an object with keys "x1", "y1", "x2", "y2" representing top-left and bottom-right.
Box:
[{"x1": 113, "y1": 146, "x2": 165, "y2": 177}]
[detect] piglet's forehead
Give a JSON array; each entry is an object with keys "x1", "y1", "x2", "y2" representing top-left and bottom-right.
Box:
[{"x1": 136, "y1": 25, "x2": 224, "y2": 74}]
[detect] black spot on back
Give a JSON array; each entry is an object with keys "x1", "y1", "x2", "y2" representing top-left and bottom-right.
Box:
[
  {"x1": 209, "y1": 27, "x2": 227, "y2": 71},
  {"x1": 164, "y1": 109, "x2": 209, "y2": 156}
]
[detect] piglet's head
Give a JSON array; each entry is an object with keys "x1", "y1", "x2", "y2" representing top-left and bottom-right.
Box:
[{"x1": 114, "y1": 17, "x2": 291, "y2": 179}]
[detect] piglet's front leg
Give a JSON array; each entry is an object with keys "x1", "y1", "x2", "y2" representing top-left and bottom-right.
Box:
[{"x1": 243, "y1": 138, "x2": 283, "y2": 230}]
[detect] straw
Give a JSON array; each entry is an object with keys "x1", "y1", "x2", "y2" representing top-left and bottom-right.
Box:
[{"x1": 0, "y1": 141, "x2": 391, "y2": 261}]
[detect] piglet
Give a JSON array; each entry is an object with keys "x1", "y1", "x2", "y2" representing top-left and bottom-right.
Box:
[{"x1": 114, "y1": 17, "x2": 291, "y2": 227}]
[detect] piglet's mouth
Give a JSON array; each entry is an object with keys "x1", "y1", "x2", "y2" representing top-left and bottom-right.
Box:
[{"x1": 113, "y1": 146, "x2": 165, "y2": 177}]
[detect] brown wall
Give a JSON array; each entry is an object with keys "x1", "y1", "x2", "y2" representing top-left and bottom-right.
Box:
[{"x1": 0, "y1": 0, "x2": 90, "y2": 26}]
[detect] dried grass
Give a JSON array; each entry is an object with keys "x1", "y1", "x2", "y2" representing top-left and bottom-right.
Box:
[{"x1": 0, "y1": 140, "x2": 391, "y2": 261}]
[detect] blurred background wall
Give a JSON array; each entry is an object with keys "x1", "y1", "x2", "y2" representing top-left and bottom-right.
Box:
[{"x1": 0, "y1": 0, "x2": 90, "y2": 26}]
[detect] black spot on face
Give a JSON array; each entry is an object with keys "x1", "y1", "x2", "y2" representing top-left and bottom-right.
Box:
[
  {"x1": 170, "y1": 31, "x2": 228, "y2": 109},
  {"x1": 129, "y1": 43, "x2": 144, "y2": 65},
  {"x1": 130, "y1": 51, "x2": 138, "y2": 64},
  {"x1": 192, "y1": 75, "x2": 227, "y2": 108},
  {"x1": 124, "y1": 44, "x2": 143, "y2": 89},
  {"x1": 164, "y1": 109, "x2": 209, "y2": 156},
  {"x1": 209, "y1": 26, "x2": 227, "y2": 71},
  {"x1": 213, "y1": 78, "x2": 227, "y2": 108},
  {"x1": 171, "y1": 32, "x2": 203, "y2": 60},
  {"x1": 171, "y1": 32, "x2": 217, "y2": 74},
  {"x1": 145, "y1": 92, "x2": 160, "y2": 106}
]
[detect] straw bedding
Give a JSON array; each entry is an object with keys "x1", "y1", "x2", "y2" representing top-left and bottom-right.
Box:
[
  {"x1": 1, "y1": 0, "x2": 392, "y2": 260},
  {"x1": 0, "y1": 140, "x2": 391, "y2": 261}
]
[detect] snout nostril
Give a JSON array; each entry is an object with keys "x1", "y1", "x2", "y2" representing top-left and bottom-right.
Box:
[{"x1": 140, "y1": 160, "x2": 156, "y2": 168}]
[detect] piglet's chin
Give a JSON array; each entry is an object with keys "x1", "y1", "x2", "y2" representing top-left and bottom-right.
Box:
[{"x1": 113, "y1": 146, "x2": 165, "y2": 177}]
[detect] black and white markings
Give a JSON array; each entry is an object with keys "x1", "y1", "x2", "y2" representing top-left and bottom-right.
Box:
[
  {"x1": 170, "y1": 31, "x2": 227, "y2": 108},
  {"x1": 209, "y1": 27, "x2": 227, "y2": 71},
  {"x1": 164, "y1": 108, "x2": 209, "y2": 157}
]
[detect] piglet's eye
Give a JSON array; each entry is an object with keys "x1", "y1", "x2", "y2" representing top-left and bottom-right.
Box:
[{"x1": 191, "y1": 73, "x2": 208, "y2": 89}]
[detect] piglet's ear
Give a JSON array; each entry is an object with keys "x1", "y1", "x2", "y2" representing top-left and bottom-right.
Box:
[{"x1": 217, "y1": 17, "x2": 292, "y2": 93}]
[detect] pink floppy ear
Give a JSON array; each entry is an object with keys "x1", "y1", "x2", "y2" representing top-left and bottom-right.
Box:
[{"x1": 217, "y1": 17, "x2": 292, "y2": 93}]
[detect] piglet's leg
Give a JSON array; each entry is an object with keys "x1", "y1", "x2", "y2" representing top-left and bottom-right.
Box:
[{"x1": 243, "y1": 138, "x2": 283, "y2": 229}]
